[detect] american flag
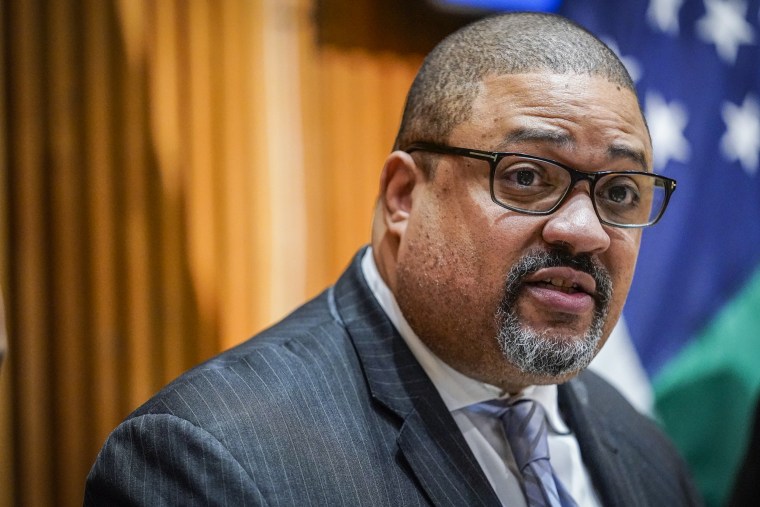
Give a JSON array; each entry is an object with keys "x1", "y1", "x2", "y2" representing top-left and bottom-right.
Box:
[{"x1": 559, "y1": 1, "x2": 760, "y2": 506}]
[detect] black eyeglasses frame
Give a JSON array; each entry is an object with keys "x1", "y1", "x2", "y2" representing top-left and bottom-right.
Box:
[{"x1": 404, "y1": 141, "x2": 677, "y2": 229}]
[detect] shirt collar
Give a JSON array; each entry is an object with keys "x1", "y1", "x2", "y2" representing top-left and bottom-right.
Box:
[{"x1": 360, "y1": 248, "x2": 570, "y2": 433}]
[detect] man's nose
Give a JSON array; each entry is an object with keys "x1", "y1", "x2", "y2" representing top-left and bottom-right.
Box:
[{"x1": 541, "y1": 189, "x2": 610, "y2": 256}]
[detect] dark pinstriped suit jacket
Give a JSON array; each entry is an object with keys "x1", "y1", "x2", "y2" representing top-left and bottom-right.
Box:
[{"x1": 85, "y1": 249, "x2": 701, "y2": 506}]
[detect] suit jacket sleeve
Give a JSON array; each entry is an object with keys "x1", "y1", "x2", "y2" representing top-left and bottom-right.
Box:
[
  {"x1": 83, "y1": 255, "x2": 493, "y2": 507},
  {"x1": 85, "y1": 414, "x2": 267, "y2": 506}
]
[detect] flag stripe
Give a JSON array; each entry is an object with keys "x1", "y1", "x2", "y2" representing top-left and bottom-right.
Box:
[
  {"x1": 653, "y1": 263, "x2": 760, "y2": 507},
  {"x1": 558, "y1": 2, "x2": 760, "y2": 506}
]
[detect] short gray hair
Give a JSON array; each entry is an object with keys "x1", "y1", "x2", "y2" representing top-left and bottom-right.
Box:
[{"x1": 393, "y1": 12, "x2": 637, "y2": 161}]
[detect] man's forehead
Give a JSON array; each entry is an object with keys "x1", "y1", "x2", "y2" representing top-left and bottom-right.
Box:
[
  {"x1": 459, "y1": 73, "x2": 652, "y2": 168},
  {"x1": 495, "y1": 126, "x2": 650, "y2": 171},
  {"x1": 473, "y1": 72, "x2": 642, "y2": 111}
]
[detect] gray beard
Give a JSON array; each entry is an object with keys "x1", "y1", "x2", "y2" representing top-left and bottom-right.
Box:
[{"x1": 495, "y1": 249, "x2": 613, "y2": 378}]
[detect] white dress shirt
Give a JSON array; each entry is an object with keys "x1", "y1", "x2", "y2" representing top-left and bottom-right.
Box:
[{"x1": 361, "y1": 248, "x2": 601, "y2": 507}]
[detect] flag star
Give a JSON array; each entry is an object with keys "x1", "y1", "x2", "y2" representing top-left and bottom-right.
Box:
[
  {"x1": 721, "y1": 94, "x2": 760, "y2": 175},
  {"x1": 603, "y1": 38, "x2": 643, "y2": 82},
  {"x1": 696, "y1": 0, "x2": 755, "y2": 64},
  {"x1": 647, "y1": 0, "x2": 686, "y2": 35},
  {"x1": 645, "y1": 92, "x2": 691, "y2": 170}
]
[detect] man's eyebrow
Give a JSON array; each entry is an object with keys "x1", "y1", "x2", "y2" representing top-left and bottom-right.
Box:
[
  {"x1": 607, "y1": 144, "x2": 648, "y2": 171},
  {"x1": 500, "y1": 128, "x2": 649, "y2": 171},
  {"x1": 500, "y1": 128, "x2": 574, "y2": 148}
]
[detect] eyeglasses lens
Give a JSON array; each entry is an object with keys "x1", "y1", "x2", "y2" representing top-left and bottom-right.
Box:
[{"x1": 492, "y1": 156, "x2": 667, "y2": 226}]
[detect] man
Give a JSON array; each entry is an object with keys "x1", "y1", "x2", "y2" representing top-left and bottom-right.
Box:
[{"x1": 86, "y1": 12, "x2": 700, "y2": 506}]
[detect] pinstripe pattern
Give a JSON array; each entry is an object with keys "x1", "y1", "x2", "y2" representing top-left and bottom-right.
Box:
[{"x1": 85, "y1": 248, "x2": 702, "y2": 506}]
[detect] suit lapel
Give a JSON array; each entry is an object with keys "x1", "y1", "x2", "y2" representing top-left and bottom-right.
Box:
[
  {"x1": 559, "y1": 374, "x2": 644, "y2": 507},
  {"x1": 332, "y1": 249, "x2": 500, "y2": 507},
  {"x1": 397, "y1": 398, "x2": 501, "y2": 507}
]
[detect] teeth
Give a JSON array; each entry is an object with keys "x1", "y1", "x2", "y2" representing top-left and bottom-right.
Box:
[
  {"x1": 544, "y1": 278, "x2": 573, "y2": 288},
  {"x1": 542, "y1": 278, "x2": 580, "y2": 291}
]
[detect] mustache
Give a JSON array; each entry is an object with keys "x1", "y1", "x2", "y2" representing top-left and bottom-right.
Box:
[{"x1": 505, "y1": 248, "x2": 613, "y2": 308}]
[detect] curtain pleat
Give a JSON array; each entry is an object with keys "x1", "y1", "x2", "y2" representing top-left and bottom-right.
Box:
[{"x1": 0, "y1": 1, "x2": 421, "y2": 505}]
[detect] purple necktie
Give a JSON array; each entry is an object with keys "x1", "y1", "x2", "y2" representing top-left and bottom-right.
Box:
[{"x1": 477, "y1": 399, "x2": 578, "y2": 507}]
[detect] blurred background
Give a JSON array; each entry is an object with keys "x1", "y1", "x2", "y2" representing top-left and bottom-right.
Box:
[{"x1": 0, "y1": 0, "x2": 758, "y2": 506}]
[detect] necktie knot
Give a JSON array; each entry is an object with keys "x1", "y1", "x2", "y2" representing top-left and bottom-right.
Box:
[
  {"x1": 502, "y1": 399, "x2": 551, "y2": 470},
  {"x1": 472, "y1": 398, "x2": 577, "y2": 507}
]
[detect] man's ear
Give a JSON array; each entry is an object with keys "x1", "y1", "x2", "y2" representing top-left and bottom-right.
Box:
[{"x1": 379, "y1": 151, "x2": 421, "y2": 239}]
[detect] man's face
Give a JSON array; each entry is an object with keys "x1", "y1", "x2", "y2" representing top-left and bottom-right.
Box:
[{"x1": 393, "y1": 73, "x2": 651, "y2": 391}]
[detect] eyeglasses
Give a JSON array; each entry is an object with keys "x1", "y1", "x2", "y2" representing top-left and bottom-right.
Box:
[{"x1": 404, "y1": 142, "x2": 676, "y2": 228}]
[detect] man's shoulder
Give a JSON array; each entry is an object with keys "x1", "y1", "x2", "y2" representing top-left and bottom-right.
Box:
[{"x1": 130, "y1": 289, "x2": 363, "y2": 425}]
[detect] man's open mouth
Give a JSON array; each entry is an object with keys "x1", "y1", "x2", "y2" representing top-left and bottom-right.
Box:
[
  {"x1": 523, "y1": 267, "x2": 597, "y2": 299},
  {"x1": 532, "y1": 278, "x2": 587, "y2": 295}
]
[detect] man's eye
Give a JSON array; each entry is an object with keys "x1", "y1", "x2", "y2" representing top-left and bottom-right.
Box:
[
  {"x1": 607, "y1": 186, "x2": 632, "y2": 203},
  {"x1": 499, "y1": 164, "x2": 545, "y2": 187},
  {"x1": 599, "y1": 177, "x2": 641, "y2": 206},
  {"x1": 515, "y1": 169, "x2": 537, "y2": 186}
]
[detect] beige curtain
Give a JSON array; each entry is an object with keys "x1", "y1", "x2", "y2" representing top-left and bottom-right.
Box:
[{"x1": 0, "y1": 0, "x2": 421, "y2": 505}]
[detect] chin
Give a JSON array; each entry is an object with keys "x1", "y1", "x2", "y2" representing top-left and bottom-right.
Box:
[
  {"x1": 496, "y1": 323, "x2": 601, "y2": 380},
  {"x1": 530, "y1": 367, "x2": 587, "y2": 385}
]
